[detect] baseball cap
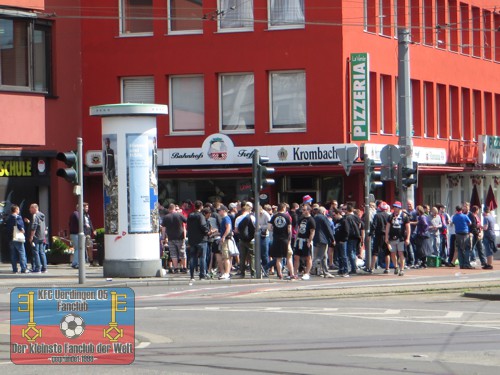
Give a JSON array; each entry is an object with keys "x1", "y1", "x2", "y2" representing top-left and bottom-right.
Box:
[
  {"x1": 228, "y1": 202, "x2": 237, "y2": 210},
  {"x1": 393, "y1": 201, "x2": 402, "y2": 208},
  {"x1": 217, "y1": 205, "x2": 228, "y2": 212},
  {"x1": 245, "y1": 202, "x2": 253, "y2": 209},
  {"x1": 378, "y1": 202, "x2": 390, "y2": 211},
  {"x1": 303, "y1": 195, "x2": 313, "y2": 203}
]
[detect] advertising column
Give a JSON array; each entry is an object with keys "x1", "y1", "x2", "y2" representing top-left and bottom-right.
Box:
[{"x1": 90, "y1": 104, "x2": 168, "y2": 277}]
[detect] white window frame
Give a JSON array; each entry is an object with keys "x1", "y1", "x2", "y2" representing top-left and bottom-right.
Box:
[
  {"x1": 219, "y1": 73, "x2": 255, "y2": 133},
  {"x1": 169, "y1": 75, "x2": 205, "y2": 134},
  {"x1": 268, "y1": 0, "x2": 305, "y2": 30},
  {"x1": 218, "y1": 0, "x2": 254, "y2": 32},
  {"x1": 121, "y1": 76, "x2": 155, "y2": 103},
  {"x1": 269, "y1": 70, "x2": 307, "y2": 132},
  {"x1": 168, "y1": 0, "x2": 203, "y2": 35},
  {"x1": 119, "y1": 0, "x2": 154, "y2": 36}
]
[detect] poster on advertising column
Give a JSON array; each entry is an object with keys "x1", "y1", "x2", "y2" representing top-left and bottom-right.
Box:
[
  {"x1": 103, "y1": 134, "x2": 118, "y2": 234},
  {"x1": 126, "y1": 133, "x2": 158, "y2": 233}
]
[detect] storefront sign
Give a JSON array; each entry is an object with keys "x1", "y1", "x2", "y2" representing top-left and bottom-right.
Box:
[
  {"x1": 161, "y1": 136, "x2": 357, "y2": 166},
  {"x1": 478, "y1": 135, "x2": 500, "y2": 165},
  {"x1": 0, "y1": 160, "x2": 32, "y2": 177},
  {"x1": 350, "y1": 53, "x2": 370, "y2": 141},
  {"x1": 364, "y1": 144, "x2": 447, "y2": 164}
]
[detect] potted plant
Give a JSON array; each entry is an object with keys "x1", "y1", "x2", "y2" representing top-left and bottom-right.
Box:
[
  {"x1": 95, "y1": 228, "x2": 105, "y2": 266},
  {"x1": 46, "y1": 236, "x2": 74, "y2": 264}
]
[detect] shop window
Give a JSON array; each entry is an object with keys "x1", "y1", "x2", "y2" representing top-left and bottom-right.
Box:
[
  {"x1": 0, "y1": 16, "x2": 52, "y2": 94},
  {"x1": 270, "y1": 71, "x2": 306, "y2": 131},
  {"x1": 218, "y1": 0, "x2": 253, "y2": 31},
  {"x1": 120, "y1": 0, "x2": 153, "y2": 35},
  {"x1": 169, "y1": 0, "x2": 203, "y2": 34},
  {"x1": 170, "y1": 75, "x2": 205, "y2": 133},
  {"x1": 220, "y1": 73, "x2": 255, "y2": 132},
  {"x1": 121, "y1": 77, "x2": 155, "y2": 103},
  {"x1": 269, "y1": 0, "x2": 305, "y2": 29}
]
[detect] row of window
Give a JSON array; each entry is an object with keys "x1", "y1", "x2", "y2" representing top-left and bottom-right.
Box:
[
  {"x1": 122, "y1": 71, "x2": 306, "y2": 134},
  {"x1": 374, "y1": 73, "x2": 500, "y2": 141},
  {"x1": 121, "y1": 0, "x2": 305, "y2": 35},
  {"x1": 0, "y1": 15, "x2": 52, "y2": 93},
  {"x1": 364, "y1": 0, "x2": 500, "y2": 62}
]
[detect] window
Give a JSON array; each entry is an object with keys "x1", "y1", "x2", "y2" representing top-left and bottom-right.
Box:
[
  {"x1": 461, "y1": 88, "x2": 470, "y2": 140},
  {"x1": 460, "y1": 3, "x2": 470, "y2": 55},
  {"x1": 483, "y1": 10, "x2": 492, "y2": 60},
  {"x1": 270, "y1": 71, "x2": 306, "y2": 131},
  {"x1": 120, "y1": 0, "x2": 153, "y2": 35},
  {"x1": 121, "y1": 77, "x2": 155, "y2": 103},
  {"x1": 168, "y1": 0, "x2": 203, "y2": 34},
  {"x1": 472, "y1": 90, "x2": 481, "y2": 141},
  {"x1": 435, "y1": 0, "x2": 446, "y2": 49},
  {"x1": 219, "y1": 0, "x2": 253, "y2": 31},
  {"x1": 423, "y1": 0, "x2": 433, "y2": 46},
  {"x1": 423, "y1": 82, "x2": 434, "y2": 137},
  {"x1": 364, "y1": 0, "x2": 377, "y2": 33},
  {"x1": 220, "y1": 73, "x2": 254, "y2": 132},
  {"x1": 449, "y1": 85, "x2": 459, "y2": 139},
  {"x1": 269, "y1": 0, "x2": 305, "y2": 28},
  {"x1": 448, "y1": 0, "x2": 458, "y2": 52},
  {"x1": 379, "y1": 0, "x2": 391, "y2": 36},
  {"x1": 471, "y1": 7, "x2": 480, "y2": 57},
  {"x1": 410, "y1": 0, "x2": 420, "y2": 43},
  {"x1": 436, "y1": 84, "x2": 447, "y2": 138},
  {"x1": 0, "y1": 16, "x2": 52, "y2": 94},
  {"x1": 170, "y1": 75, "x2": 204, "y2": 133},
  {"x1": 380, "y1": 75, "x2": 392, "y2": 134}
]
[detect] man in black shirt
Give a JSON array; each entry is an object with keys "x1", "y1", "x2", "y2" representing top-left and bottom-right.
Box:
[
  {"x1": 186, "y1": 201, "x2": 211, "y2": 282},
  {"x1": 161, "y1": 203, "x2": 187, "y2": 273}
]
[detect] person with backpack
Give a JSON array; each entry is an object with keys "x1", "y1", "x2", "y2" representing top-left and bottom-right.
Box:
[
  {"x1": 385, "y1": 201, "x2": 410, "y2": 276},
  {"x1": 365, "y1": 201, "x2": 390, "y2": 274},
  {"x1": 234, "y1": 202, "x2": 256, "y2": 278},
  {"x1": 293, "y1": 203, "x2": 316, "y2": 280}
]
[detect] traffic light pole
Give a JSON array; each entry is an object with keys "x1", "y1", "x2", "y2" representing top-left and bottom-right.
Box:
[
  {"x1": 397, "y1": 28, "x2": 414, "y2": 207},
  {"x1": 77, "y1": 137, "x2": 86, "y2": 284},
  {"x1": 363, "y1": 155, "x2": 372, "y2": 270},
  {"x1": 252, "y1": 149, "x2": 262, "y2": 279}
]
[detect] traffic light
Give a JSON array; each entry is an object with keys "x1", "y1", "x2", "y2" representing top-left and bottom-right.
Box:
[
  {"x1": 365, "y1": 158, "x2": 382, "y2": 194},
  {"x1": 252, "y1": 154, "x2": 275, "y2": 193},
  {"x1": 402, "y1": 161, "x2": 418, "y2": 187},
  {"x1": 56, "y1": 151, "x2": 79, "y2": 184}
]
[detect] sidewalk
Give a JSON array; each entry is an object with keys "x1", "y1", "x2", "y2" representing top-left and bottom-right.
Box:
[{"x1": 1, "y1": 260, "x2": 500, "y2": 300}]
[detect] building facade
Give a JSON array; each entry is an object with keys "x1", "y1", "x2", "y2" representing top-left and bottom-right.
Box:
[{"x1": 1, "y1": 1, "x2": 499, "y2": 261}]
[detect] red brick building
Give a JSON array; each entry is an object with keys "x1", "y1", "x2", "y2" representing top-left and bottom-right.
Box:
[{"x1": 1, "y1": 0, "x2": 499, "y2": 257}]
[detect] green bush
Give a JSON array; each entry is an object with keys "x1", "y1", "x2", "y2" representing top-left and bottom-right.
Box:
[{"x1": 48, "y1": 236, "x2": 71, "y2": 256}]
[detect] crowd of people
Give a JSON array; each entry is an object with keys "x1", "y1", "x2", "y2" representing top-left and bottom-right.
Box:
[{"x1": 159, "y1": 195, "x2": 498, "y2": 283}]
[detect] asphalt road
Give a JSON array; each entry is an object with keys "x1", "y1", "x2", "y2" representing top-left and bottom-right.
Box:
[{"x1": 2, "y1": 281, "x2": 500, "y2": 374}]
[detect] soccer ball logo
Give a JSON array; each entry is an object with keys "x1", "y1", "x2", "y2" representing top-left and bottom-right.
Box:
[{"x1": 60, "y1": 314, "x2": 86, "y2": 339}]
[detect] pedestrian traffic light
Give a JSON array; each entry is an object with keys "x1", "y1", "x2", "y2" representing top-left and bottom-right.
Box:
[
  {"x1": 402, "y1": 161, "x2": 418, "y2": 187},
  {"x1": 56, "y1": 151, "x2": 79, "y2": 184},
  {"x1": 365, "y1": 158, "x2": 382, "y2": 194}
]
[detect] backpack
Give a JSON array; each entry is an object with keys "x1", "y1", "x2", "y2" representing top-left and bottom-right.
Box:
[
  {"x1": 237, "y1": 215, "x2": 255, "y2": 242},
  {"x1": 345, "y1": 214, "x2": 361, "y2": 240}
]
